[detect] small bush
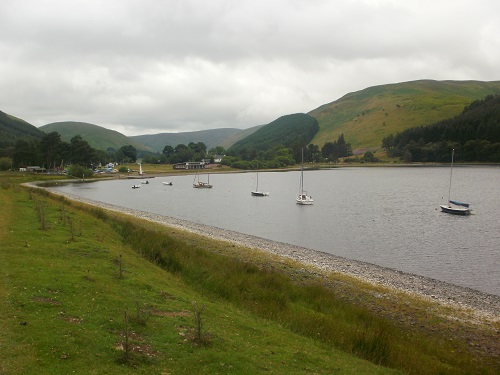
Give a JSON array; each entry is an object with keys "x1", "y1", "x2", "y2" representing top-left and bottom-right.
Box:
[{"x1": 68, "y1": 165, "x2": 93, "y2": 178}]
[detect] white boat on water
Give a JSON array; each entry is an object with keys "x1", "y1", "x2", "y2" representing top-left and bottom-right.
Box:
[
  {"x1": 296, "y1": 148, "x2": 313, "y2": 205},
  {"x1": 163, "y1": 181, "x2": 173, "y2": 186},
  {"x1": 193, "y1": 172, "x2": 212, "y2": 188},
  {"x1": 132, "y1": 184, "x2": 141, "y2": 189},
  {"x1": 251, "y1": 163, "x2": 269, "y2": 196},
  {"x1": 439, "y1": 149, "x2": 471, "y2": 215}
]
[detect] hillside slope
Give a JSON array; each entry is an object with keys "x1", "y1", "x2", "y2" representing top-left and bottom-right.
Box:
[
  {"x1": 229, "y1": 113, "x2": 319, "y2": 154},
  {"x1": 130, "y1": 127, "x2": 241, "y2": 151},
  {"x1": 219, "y1": 124, "x2": 263, "y2": 149},
  {"x1": 308, "y1": 80, "x2": 500, "y2": 151},
  {"x1": 0, "y1": 110, "x2": 44, "y2": 148},
  {"x1": 39, "y1": 122, "x2": 152, "y2": 152}
]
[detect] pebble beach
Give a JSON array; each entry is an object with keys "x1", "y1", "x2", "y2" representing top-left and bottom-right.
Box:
[{"x1": 37, "y1": 184, "x2": 499, "y2": 324}]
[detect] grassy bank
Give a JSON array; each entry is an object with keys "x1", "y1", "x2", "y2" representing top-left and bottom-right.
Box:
[{"x1": 1, "y1": 173, "x2": 498, "y2": 374}]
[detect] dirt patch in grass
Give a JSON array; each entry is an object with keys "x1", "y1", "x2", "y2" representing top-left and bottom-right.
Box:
[
  {"x1": 32, "y1": 296, "x2": 61, "y2": 305},
  {"x1": 150, "y1": 309, "x2": 190, "y2": 318}
]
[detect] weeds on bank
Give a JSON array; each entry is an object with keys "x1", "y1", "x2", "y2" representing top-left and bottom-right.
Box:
[{"x1": 104, "y1": 218, "x2": 492, "y2": 374}]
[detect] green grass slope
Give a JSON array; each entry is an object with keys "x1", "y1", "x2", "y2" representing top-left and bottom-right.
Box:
[
  {"x1": 308, "y1": 80, "x2": 500, "y2": 151},
  {"x1": 39, "y1": 122, "x2": 152, "y2": 152},
  {"x1": 130, "y1": 128, "x2": 242, "y2": 151},
  {"x1": 0, "y1": 110, "x2": 44, "y2": 148}
]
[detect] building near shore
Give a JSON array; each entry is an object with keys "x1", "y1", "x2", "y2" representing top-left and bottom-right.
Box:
[{"x1": 173, "y1": 162, "x2": 208, "y2": 170}]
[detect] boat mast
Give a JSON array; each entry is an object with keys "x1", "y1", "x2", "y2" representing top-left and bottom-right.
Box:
[
  {"x1": 256, "y1": 161, "x2": 259, "y2": 191},
  {"x1": 447, "y1": 148, "x2": 455, "y2": 203},
  {"x1": 300, "y1": 148, "x2": 304, "y2": 194}
]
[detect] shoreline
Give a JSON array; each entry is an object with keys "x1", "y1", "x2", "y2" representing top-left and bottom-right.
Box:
[{"x1": 28, "y1": 182, "x2": 499, "y2": 323}]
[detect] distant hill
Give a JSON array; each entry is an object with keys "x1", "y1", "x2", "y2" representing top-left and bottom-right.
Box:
[
  {"x1": 308, "y1": 80, "x2": 500, "y2": 151},
  {"x1": 229, "y1": 113, "x2": 319, "y2": 154},
  {"x1": 39, "y1": 122, "x2": 152, "y2": 152},
  {"x1": 130, "y1": 128, "x2": 243, "y2": 151},
  {"x1": 219, "y1": 125, "x2": 263, "y2": 149},
  {"x1": 0, "y1": 110, "x2": 44, "y2": 148}
]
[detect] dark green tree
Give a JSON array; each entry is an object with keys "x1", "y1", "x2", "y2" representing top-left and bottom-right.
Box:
[
  {"x1": 120, "y1": 145, "x2": 137, "y2": 163},
  {"x1": 12, "y1": 140, "x2": 41, "y2": 167},
  {"x1": 70, "y1": 135, "x2": 94, "y2": 166},
  {"x1": 162, "y1": 145, "x2": 174, "y2": 158},
  {"x1": 40, "y1": 131, "x2": 62, "y2": 170}
]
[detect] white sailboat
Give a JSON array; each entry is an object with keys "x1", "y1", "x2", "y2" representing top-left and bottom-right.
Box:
[
  {"x1": 296, "y1": 148, "x2": 313, "y2": 205},
  {"x1": 193, "y1": 170, "x2": 212, "y2": 188},
  {"x1": 439, "y1": 149, "x2": 471, "y2": 215},
  {"x1": 138, "y1": 163, "x2": 143, "y2": 176},
  {"x1": 251, "y1": 163, "x2": 269, "y2": 196}
]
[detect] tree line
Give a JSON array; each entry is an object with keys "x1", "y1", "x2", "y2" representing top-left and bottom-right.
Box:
[
  {"x1": 141, "y1": 134, "x2": 353, "y2": 170},
  {"x1": 10, "y1": 131, "x2": 138, "y2": 175},
  {"x1": 221, "y1": 134, "x2": 352, "y2": 169},
  {"x1": 382, "y1": 95, "x2": 500, "y2": 162}
]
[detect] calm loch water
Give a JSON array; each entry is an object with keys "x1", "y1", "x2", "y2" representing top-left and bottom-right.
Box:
[{"x1": 53, "y1": 166, "x2": 500, "y2": 296}]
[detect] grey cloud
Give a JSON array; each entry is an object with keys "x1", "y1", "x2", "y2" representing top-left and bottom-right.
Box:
[{"x1": 0, "y1": 0, "x2": 498, "y2": 136}]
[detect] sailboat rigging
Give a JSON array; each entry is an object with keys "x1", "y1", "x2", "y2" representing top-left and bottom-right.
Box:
[
  {"x1": 193, "y1": 169, "x2": 213, "y2": 188},
  {"x1": 439, "y1": 149, "x2": 471, "y2": 215},
  {"x1": 296, "y1": 148, "x2": 313, "y2": 205},
  {"x1": 251, "y1": 162, "x2": 269, "y2": 196}
]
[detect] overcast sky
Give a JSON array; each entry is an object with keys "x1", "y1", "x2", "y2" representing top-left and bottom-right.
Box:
[{"x1": 1, "y1": 0, "x2": 499, "y2": 136}]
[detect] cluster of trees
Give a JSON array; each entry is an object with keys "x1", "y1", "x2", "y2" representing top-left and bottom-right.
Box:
[
  {"x1": 139, "y1": 133, "x2": 353, "y2": 170},
  {"x1": 221, "y1": 134, "x2": 352, "y2": 170},
  {"x1": 382, "y1": 95, "x2": 500, "y2": 162},
  {"x1": 140, "y1": 142, "x2": 210, "y2": 164},
  {"x1": 10, "y1": 131, "x2": 138, "y2": 174}
]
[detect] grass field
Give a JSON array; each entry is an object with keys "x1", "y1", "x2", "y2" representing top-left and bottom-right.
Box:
[{"x1": 1, "y1": 172, "x2": 498, "y2": 374}]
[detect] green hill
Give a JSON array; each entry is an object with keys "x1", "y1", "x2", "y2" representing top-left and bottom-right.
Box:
[
  {"x1": 219, "y1": 125, "x2": 263, "y2": 149},
  {"x1": 308, "y1": 80, "x2": 500, "y2": 151},
  {"x1": 39, "y1": 122, "x2": 152, "y2": 152},
  {"x1": 130, "y1": 128, "x2": 242, "y2": 151},
  {"x1": 229, "y1": 113, "x2": 319, "y2": 154},
  {"x1": 0, "y1": 110, "x2": 44, "y2": 148},
  {"x1": 382, "y1": 94, "x2": 500, "y2": 162}
]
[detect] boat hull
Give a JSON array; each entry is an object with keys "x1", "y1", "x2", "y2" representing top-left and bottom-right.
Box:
[
  {"x1": 296, "y1": 195, "x2": 313, "y2": 205},
  {"x1": 439, "y1": 205, "x2": 470, "y2": 215},
  {"x1": 193, "y1": 183, "x2": 212, "y2": 188},
  {"x1": 251, "y1": 191, "x2": 268, "y2": 196}
]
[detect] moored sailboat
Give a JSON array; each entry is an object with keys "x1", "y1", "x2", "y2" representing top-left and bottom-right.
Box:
[
  {"x1": 251, "y1": 162, "x2": 269, "y2": 196},
  {"x1": 439, "y1": 149, "x2": 471, "y2": 215},
  {"x1": 296, "y1": 148, "x2": 313, "y2": 205},
  {"x1": 193, "y1": 171, "x2": 212, "y2": 188}
]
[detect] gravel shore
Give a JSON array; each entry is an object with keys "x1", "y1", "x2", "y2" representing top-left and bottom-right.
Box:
[{"x1": 40, "y1": 185, "x2": 499, "y2": 322}]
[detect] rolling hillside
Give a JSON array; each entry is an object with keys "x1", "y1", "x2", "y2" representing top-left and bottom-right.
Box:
[
  {"x1": 130, "y1": 127, "x2": 242, "y2": 151},
  {"x1": 229, "y1": 113, "x2": 319, "y2": 154},
  {"x1": 219, "y1": 124, "x2": 263, "y2": 149},
  {"x1": 0, "y1": 110, "x2": 44, "y2": 148},
  {"x1": 308, "y1": 80, "x2": 500, "y2": 151},
  {"x1": 39, "y1": 121, "x2": 152, "y2": 152}
]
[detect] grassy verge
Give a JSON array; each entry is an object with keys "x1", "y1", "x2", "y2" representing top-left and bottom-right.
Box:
[{"x1": 1, "y1": 173, "x2": 498, "y2": 374}]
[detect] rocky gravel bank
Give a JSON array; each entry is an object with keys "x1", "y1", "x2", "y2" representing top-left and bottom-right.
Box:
[{"x1": 38, "y1": 185, "x2": 499, "y2": 323}]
